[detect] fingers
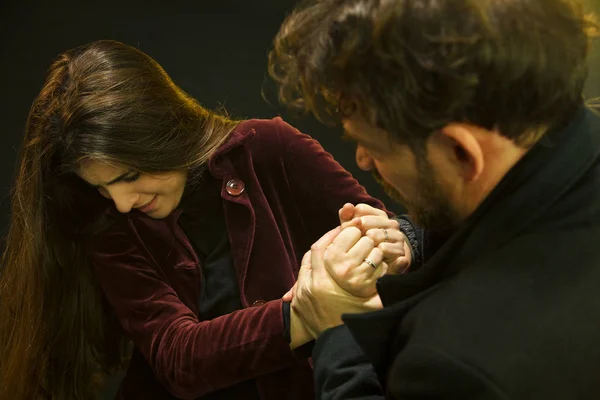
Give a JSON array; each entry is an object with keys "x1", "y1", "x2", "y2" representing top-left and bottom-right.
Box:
[
  {"x1": 361, "y1": 246, "x2": 385, "y2": 271},
  {"x1": 326, "y1": 231, "x2": 376, "y2": 276},
  {"x1": 310, "y1": 227, "x2": 360, "y2": 278},
  {"x1": 345, "y1": 235, "x2": 376, "y2": 262},
  {"x1": 327, "y1": 226, "x2": 362, "y2": 254},
  {"x1": 352, "y1": 204, "x2": 388, "y2": 218},
  {"x1": 340, "y1": 218, "x2": 361, "y2": 230},
  {"x1": 365, "y1": 249, "x2": 389, "y2": 282},
  {"x1": 376, "y1": 241, "x2": 405, "y2": 262},
  {"x1": 342, "y1": 215, "x2": 399, "y2": 232},
  {"x1": 338, "y1": 203, "x2": 355, "y2": 224},
  {"x1": 387, "y1": 257, "x2": 411, "y2": 275},
  {"x1": 357, "y1": 216, "x2": 399, "y2": 232},
  {"x1": 349, "y1": 247, "x2": 388, "y2": 296},
  {"x1": 339, "y1": 203, "x2": 388, "y2": 229},
  {"x1": 365, "y1": 226, "x2": 403, "y2": 245},
  {"x1": 344, "y1": 245, "x2": 386, "y2": 282}
]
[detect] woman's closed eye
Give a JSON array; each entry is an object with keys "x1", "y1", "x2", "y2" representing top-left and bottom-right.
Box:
[{"x1": 122, "y1": 172, "x2": 141, "y2": 183}]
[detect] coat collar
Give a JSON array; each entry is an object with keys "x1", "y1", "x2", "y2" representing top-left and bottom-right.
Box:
[{"x1": 208, "y1": 120, "x2": 257, "y2": 178}]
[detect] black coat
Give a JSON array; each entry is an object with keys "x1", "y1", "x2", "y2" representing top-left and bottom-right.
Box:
[{"x1": 313, "y1": 106, "x2": 600, "y2": 399}]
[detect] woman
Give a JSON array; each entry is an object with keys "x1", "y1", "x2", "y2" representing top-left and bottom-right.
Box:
[{"x1": 0, "y1": 40, "x2": 405, "y2": 399}]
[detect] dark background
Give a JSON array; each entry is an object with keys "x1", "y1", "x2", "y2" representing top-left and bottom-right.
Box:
[{"x1": 1, "y1": 0, "x2": 599, "y2": 239}]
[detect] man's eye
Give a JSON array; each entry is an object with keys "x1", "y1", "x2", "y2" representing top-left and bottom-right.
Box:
[{"x1": 123, "y1": 172, "x2": 141, "y2": 183}]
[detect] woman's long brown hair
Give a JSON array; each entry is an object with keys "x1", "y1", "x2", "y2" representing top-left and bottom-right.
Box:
[{"x1": 0, "y1": 40, "x2": 238, "y2": 399}]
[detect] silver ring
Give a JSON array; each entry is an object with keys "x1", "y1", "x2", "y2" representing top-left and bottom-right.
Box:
[
  {"x1": 363, "y1": 258, "x2": 378, "y2": 269},
  {"x1": 382, "y1": 228, "x2": 389, "y2": 242}
]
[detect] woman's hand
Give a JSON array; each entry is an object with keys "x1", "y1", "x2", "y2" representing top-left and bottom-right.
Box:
[
  {"x1": 320, "y1": 226, "x2": 387, "y2": 298},
  {"x1": 339, "y1": 203, "x2": 411, "y2": 275},
  {"x1": 283, "y1": 204, "x2": 412, "y2": 303}
]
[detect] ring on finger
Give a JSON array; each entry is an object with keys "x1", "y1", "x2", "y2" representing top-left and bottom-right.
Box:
[
  {"x1": 381, "y1": 228, "x2": 389, "y2": 242},
  {"x1": 363, "y1": 258, "x2": 378, "y2": 269}
]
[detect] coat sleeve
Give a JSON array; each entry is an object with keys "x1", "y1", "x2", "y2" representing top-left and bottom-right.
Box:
[
  {"x1": 90, "y1": 227, "x2": 306, "y2": 400},
  {"x1": 274, "y1": 117, "x2": 393, "y2": 240},
  {"x1": 386, "y1": 345, "x2": 510, "y2": 400},
  {"x1": 313, "y1": 326, "x2": 509, "y2": 400},
  {"x1": 312, "y1": 325, "x2": 385, "y2": 400}
]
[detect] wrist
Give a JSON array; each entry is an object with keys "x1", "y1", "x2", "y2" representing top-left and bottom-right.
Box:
[
  {"x1": 401, "y1": 232, "x2": 414, "y2": 268},
  {"x1": 289, "y1": 306, "x2": 313, "y2": 349}
]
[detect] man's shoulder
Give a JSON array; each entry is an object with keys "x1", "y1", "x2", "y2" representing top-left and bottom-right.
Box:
[
  {"x1": 412, "y1": 227, "x2": 600, "y2": 332},
  {"x1": 395, "y1": 232, "x2": 600, "y2": 396}
]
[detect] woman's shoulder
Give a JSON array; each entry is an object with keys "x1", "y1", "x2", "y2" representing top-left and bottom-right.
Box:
[
  {"x1": 236, "y1": 116, "x2": 288, "y2": 133},
  {"x1": 213, "y1": 117, "x2": 331, "y2": 173},
  {"x1": 236, "y1": 117, "x2": 328, "y2": 161},
  {"x1": 234, "y1": 117, "x2": 304, "y2": 146}
]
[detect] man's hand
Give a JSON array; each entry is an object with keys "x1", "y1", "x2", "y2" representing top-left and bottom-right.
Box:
[
  {"x1": 283, "y1": 203, "x2": 412, "y2": 302},
  {"x1": 290, "y1": 227, "x2": 383, "y2": 338}
]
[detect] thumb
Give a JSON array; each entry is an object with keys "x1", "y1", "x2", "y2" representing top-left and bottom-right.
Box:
[
  {"x1": 285, "y1": 250, "x2": 313, "y2": 302},
  {"x1": 282, "y1": 285, "x2": 295, "y2": 302},
  {"x1": 338, "y1": 203, "x2": 355, "y2": 224},
  {"x1": 300, "y1": 249, "x2": 312, "y2": 266},
  {"x1": 312, "y1": 226, "x2": 342, "y2": 253},
  {"x1": 340, "y1": 217, "x2": 362, "y2": 230}
]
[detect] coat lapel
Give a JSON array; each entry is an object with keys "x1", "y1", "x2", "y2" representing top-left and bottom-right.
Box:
[{"x1": 208, "y1": 126, "x2": 258, "y2": 307}]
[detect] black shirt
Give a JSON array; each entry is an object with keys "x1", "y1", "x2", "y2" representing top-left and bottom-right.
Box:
[{"x1": 178, "y1": 172, "x2": 261, "y2": 400}]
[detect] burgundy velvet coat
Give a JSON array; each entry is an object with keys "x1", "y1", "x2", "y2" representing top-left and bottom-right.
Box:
[{"x1": 89, "y1": 118, "x2": 390, "y2": 400}]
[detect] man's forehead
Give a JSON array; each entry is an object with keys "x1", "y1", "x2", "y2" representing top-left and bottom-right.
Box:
[{"x1": 343, "y1": 116, "x2": 392, "y2": 145}]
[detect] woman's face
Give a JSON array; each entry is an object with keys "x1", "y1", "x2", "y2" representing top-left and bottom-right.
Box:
[{"x1": 77, "y1": 160, "x2": 187, "y2": 219}]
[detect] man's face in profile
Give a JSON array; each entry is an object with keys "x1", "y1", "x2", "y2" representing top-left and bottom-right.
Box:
[{"x1": 343, "y1": 114, "x2": 462, "y2": 231}]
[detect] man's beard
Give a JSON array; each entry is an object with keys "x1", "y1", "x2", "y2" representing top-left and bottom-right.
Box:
[{"x1": 372, "y1": 164, "x2": 461, "y2": 232}]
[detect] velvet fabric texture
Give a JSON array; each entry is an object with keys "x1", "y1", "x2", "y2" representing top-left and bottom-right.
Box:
[{"x1": 90, "y1": 117, "x2": 390, "y2": 399}]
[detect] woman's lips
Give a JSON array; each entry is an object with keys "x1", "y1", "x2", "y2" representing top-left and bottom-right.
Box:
[{"x1": 137, "y1": 195, "x2": 157, "y2": 213}]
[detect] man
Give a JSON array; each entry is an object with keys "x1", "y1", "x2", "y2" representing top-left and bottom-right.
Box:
[{"x1": 269, "y1": 0, "x2": 600, "y2": 398}]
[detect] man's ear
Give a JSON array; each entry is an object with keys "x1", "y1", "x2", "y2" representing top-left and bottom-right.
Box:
[{"x1": 438, "y1": 123, "x2": 484, "y2": 182}]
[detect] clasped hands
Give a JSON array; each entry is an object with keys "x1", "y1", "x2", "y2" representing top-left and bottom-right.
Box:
[{"x1": 286, "y1": 203, "x2": 412, "y2": 345}]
